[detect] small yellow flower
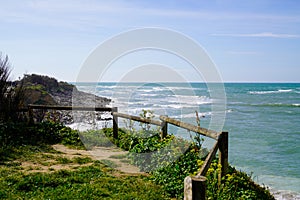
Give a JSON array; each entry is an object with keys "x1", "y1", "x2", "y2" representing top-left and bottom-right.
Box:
[
  {"x1": 197, "y1": 159, "x2": 204, "y2": 167},
  {"x1": 207, "y1": 168, "x2": 214, "y2": 175}
]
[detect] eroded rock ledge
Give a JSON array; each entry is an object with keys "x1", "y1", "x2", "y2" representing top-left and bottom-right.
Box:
[{"x1": 18, "y1": 74, "x2": 111, "y2": 124}]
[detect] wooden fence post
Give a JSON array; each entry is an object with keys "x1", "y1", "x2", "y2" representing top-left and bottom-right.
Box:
[
  {"x1": 160, "y1": 115, "x2": 168, "y2": 139},
  {"x1": 184, "y1": 176, "x2": 207, "y2": 200},
  {"x1": 218, "y1": 131, "x2": 228, "y2": 184},
  {"x1": 28, "y1": 105, "x2": 34, "y2": 124},
  {"x1": 112, "y1": 107, "x2": 118, "y2": 139}
]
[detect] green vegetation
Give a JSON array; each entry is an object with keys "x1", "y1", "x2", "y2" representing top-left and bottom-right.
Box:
[
  {"x1": 0, "y1": 121, "x2": 83, "y2": 148},
  {"x1": 0, "y1": 156, "x2": 168, "y2": 199},
  {"x1": 0, "y1": 53, "x2": 25, "y2": 121},
  {"x1": 79, "y1": 129, "x2": 113, "y2": 150},
  {"x1": 21, "y1": 73, "x2": 75, "y2": 95},
  {"x1": 101, "y1": 127, "x2": 275, "y2": 199},
  {"x1": 0, "y1": 123, "x2": 168, "y2": 200},
  {"x1": 20, "y1": 74, "x2": 75, "y2": 106}
]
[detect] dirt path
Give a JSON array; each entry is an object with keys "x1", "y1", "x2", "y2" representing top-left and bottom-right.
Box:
[{"x1": 52, "y1": 144, "x2": 144, "y2": 175}]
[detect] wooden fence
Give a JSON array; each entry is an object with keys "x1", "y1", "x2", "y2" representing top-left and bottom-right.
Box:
[{"x1": 24, "y1": 104, "x2": 228, "y2": 200}]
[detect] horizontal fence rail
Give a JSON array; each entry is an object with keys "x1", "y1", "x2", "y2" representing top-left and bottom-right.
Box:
[
  {"x1": 112, "y1": 112, "x2": 162, "y2": 126},
  {"x1": 27, "y1": 104, "x2": 113, "y2": 112},
  {"x1": 159, "y1": 115, "x2": 220, "y2": 140}
]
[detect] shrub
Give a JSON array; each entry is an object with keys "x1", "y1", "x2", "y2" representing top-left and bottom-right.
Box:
[
  {"x1": 79, "y1": 129, "x2": 113, "y2": 150},
  {"x1": 0, "y1": 53, "x2": 25, "y2": 122},
  {"x1": 104, "y1": 128, "x2": 274, "y2": 199},
  {"x1": 0, "y1": 120, "x2": 84, "y2": 148}
]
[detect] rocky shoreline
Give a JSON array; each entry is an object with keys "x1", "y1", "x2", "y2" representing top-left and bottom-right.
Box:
[{"x1": 20, "y1": 74, "x2": 112, "y2": 124}]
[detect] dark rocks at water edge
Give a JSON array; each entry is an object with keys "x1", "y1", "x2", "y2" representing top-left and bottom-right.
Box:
[{"x1": 18, "y1": 74, "x2": 111, "y2": 124}]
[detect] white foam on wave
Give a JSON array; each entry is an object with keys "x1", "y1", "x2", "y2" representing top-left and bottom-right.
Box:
[
  {"x1": 278, "y1": 89, "x2": 293, "y2": 92},
  {"x1": 165, "y1": 86, "x2": 205, "y2": 91},
  {"x1": 139, "y1": 93, "x2": 160, "y2": 97},
  {"x1": 170, "y1": 109, "x2": 232, "y2": 119},
  {"x1": 256, "y1": 174, "x2": 300, "y2": 200},
  {"x1": 160, "y1": 104, "x2": 184, "y2": 109},
  {"x1": 167, "y1": 95, "x2": 212, "y2": 106},
  {"x1": 249, "y1": 89, "x2": 293, "y2": 95},
  {"x1": 67, "y1": 121, "x2": 110, "y2": 132},
  {"x1": 96, "y1": 85, "x2": 117, "y2": 89},
  {"x1": 271, "y1": 189, "x2": 300, "y2": 200},
  {"x1": 182, "y1": 111, "x2": 212, "y2": 118}
]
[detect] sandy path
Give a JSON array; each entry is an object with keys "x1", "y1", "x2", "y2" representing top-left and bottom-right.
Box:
[{"x1": 52, "y1": 144, "x2": 144, "y2": 175}]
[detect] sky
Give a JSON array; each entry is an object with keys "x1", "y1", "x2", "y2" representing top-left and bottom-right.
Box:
[{"x1": 0, "y1": 0, "x2": 300, "y2": 82}]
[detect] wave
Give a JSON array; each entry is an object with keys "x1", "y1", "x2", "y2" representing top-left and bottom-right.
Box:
[
  {"x1": 249, "y1": 89, "x2": 293, "y2": 95},
  {"x1": 167, "y1": 95, "x2": 212, "y2": 105},
  {"x1": 170, "y1": 111, "x2": 212, "y2": 119},
  {"x1": 272, "y1": 190, "x2": 300, "y2": 200},
  {"x1": 170, "y1": 109, "x2": 232, "y2": 119},
  {"x1": 228, "y1": 101, "x2": 300, "y2": 108},
  {"x1": 254, "y1": 103, "x2": 300, "y2": 108},
  {"x1": 165, "y1": 86, "x2": 205, "y2": 91},
  {"x1": 159, "y1": 104, "x2": 184, "y2": 109},
  {"x1": 257, "y1": 174, "x2": 300, "y2": 200},
  {"x1": 96, "y1": 85, "x2": 117, "y2": 89},
  {"x1": 94, "y1": 84, "x2": 206, "y2": 93},
  {"x1": 140, "y1": 93, "x2": 161, "y2": 97}
]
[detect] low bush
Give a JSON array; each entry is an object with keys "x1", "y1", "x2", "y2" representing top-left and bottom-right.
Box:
[
  {"x1": 0, "y1": 121, "x2": 84, "y2": 148},
  {"x1": 105, "y1": 128, "x2": 274, "y2": 199},
  {"x1": 79, "y1": 129, "x2": 113, "y2": 150}
]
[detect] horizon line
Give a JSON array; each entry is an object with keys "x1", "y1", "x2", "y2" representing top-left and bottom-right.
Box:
[{"x1": 69, "y1": 81, "x2": 300, "y2": 84}]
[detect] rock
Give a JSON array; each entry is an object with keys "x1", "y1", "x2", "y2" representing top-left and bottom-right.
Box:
[
  {"x1": 23, "y1": 88, "x2": 56, "y2": 106},
  {"x1": 18, "y1": 74, "x2": 112, "y2": 124},
  {"x1": 20, "y1": 74, "x2": 111, "y2": 107}
]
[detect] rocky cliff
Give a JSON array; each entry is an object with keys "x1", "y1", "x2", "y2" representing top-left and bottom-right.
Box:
[
  {"x1": 17, "y1": 74, "x2": 112, "y2": 124},
  {"x1": 20, "y1": 74, "x2": 111, "y2": 107}
]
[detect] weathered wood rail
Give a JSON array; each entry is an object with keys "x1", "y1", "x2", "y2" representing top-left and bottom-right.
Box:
[
  {"x1": 27, "y1": 104, "x2": 113, "y2": 111},
  {"x1": 22, "y1": 104, "x2": 228, "y2": 200}
]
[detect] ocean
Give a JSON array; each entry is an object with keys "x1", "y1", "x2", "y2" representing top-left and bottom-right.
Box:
[{"x1": 74, "y1": 82, "x2": 300, "y2": 199}]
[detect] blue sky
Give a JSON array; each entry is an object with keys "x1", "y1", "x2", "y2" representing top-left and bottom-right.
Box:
[{"x1": 0, "y1": 0, "x2": 299, "y2": 82}]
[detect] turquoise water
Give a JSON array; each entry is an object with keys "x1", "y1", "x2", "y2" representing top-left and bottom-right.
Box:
[
  {"x1": 75, "y1": 82, "x2": 300, "y2": 196},
  {"x1": 224, "y1": 83, "x2": 300, "y2": 196}
]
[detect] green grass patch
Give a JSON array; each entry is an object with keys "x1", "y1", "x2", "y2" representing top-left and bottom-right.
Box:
[
  {"x1": 72, "y1": 156, "x2": 93, "y2": 164},
  {"x1": 56, "y1": 157, "x2": 72, "y2": 164},
  {"x1": 0, "y1": 143, "x2": 169, "y2": 200},
  {"x1": 0, "y1": 164, "x2": 168, "y2": 200}
]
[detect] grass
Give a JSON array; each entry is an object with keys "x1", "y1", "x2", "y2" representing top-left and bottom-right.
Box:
[{"x1": 0, "y1": 144, "x2": 169, "y2": 200}]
